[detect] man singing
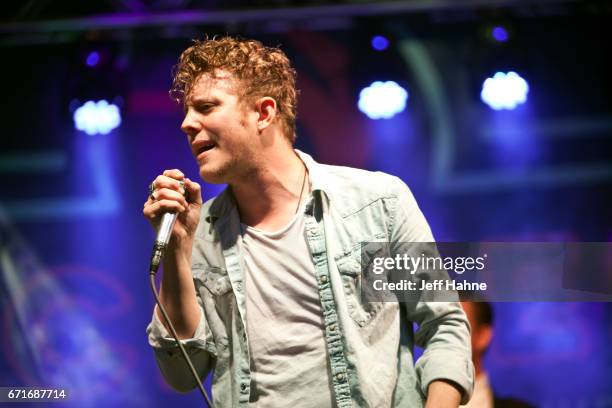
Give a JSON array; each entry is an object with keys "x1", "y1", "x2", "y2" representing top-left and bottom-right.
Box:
[{"x1": 145, "y1": 36, "x2": 474, "y2": 407}]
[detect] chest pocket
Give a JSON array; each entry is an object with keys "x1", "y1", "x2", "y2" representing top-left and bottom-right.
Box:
[
  {"x1": 197, "y1": 265, "x2": 232, "y2": 297},
  {"x1": 335, "y1": 240, "x2": 389, "y2": 327},
  {"x1": 193, "y1": 265, "x2": 233, "y2": 351}
]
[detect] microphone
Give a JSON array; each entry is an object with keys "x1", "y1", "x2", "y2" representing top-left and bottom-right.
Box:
[
  {"x1": 149, "y1": 180, "x2": 186, "y2": 274},
  {"x1": 149, "y1": 212, "x2": 179, "y2": 273}
]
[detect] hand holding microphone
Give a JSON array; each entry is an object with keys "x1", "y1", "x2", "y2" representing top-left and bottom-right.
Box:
[
  {"x1": 142, "y1": 170, "x2": 213, "y2": 407},
  {"x1": 143, "y1": 169, "x2": 202, "y2": 273}
]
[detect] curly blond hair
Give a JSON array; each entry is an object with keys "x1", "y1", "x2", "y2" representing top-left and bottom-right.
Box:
[{"x1": 170, "y1": 36, "x2": 298, "y2": 143}]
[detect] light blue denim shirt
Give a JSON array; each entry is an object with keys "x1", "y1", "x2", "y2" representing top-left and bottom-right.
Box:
[{"x1": 147, "y1": 150, "x2": 474, "y2": 407}]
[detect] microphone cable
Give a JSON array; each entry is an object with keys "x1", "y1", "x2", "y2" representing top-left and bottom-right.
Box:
[{"x1": 149, "y1": 249, "x2": 215, "y2": 408}]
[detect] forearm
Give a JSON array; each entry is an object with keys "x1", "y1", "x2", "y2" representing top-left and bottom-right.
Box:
[
  {"x1": 155, "y1": 238, "x2": 201, "y2": 339},
  {"x1": 425, "y1": 380, "x2": 462, "y2": 408}
]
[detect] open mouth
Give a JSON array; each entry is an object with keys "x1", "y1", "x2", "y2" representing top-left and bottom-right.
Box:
[{"x1": 194, "y1": 141, "x2": 217, "y2": 158}]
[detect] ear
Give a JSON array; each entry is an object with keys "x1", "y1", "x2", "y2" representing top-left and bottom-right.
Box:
[{"x1": 255, "y1": 97, "x2": 277, "y2": 133}]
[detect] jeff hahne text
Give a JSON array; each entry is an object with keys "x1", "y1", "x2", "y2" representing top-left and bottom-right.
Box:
[{"x1": 371, "y1": 253, "x2": 488, "y2": 292}]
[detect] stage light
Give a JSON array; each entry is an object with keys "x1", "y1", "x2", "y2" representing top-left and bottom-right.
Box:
[
  {"x1": 358, "y1": 81, "x2": 408, "y2": 119},
  {"x1": 371, "y1": 35, "x2": 389, "y2": 51},
  {"x1": 480, "y1": 72, "x2": 529, "y2": 111},
  {"x1": 73, "y1": 100, "x2": 121, "y2": 135},
  {"x1": 492, "y1": 26, "x2": 509, "y2": 42},
  {"x1": 86, "y1": 51, "x2": 100, "y2": 67}
]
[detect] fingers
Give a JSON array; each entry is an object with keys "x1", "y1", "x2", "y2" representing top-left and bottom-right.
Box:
[
  {"x1": 184, "y1": 178, "x2": 203, "y2": 205},
  {"x1": 163, "y1": 169, "x2": 185, "y2": 179},
  {"x1": 153, "y1": 173, "x2": 185, "y2": 194},
  {"x1": 143, "y1": 170, "x2": 202, "y2": 222},
  {"x1": 154, "y1": 187, "x2": 189, "y2": 208},
  {"x1": 150, "y1": 173, "x2": 202, "y2": 205},
  {"x1": 143, "y1": 199, "x2": 187, "y2": 220}
]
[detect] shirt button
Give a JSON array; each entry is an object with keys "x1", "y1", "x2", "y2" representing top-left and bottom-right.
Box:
[
  {"x1": 240, "y1": 384, "x2": 247, "y2": 391},
  {"x1": 336, "y1": 373, "x2": 345, "y2": 381},
  {"x1": 329, "y1": 324, "x2": 337, "y2": 332},
  {"x1": 319, "y1": 275, "x2": 328, "y2": 284}
]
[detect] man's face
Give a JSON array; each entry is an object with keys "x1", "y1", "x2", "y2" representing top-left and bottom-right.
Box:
[{"x1": 181, "y1": 71, "x2": 259, "y2": 184}]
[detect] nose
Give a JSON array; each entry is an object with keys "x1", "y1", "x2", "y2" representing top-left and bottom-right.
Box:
[{"x1": 181, "y1": 108, "x2": 201, "y2": 139}]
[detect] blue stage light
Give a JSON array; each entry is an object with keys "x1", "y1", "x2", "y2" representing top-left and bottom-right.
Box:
[
  {"x1": 371, "y1": 35, "x2": 389, "y2": 51},
  {"x1": 86, "y1": 51, "x2": 100, "y2": 67},
  {"x1": 480, "y1": 72, "x2": 529, "y2": 111},
  {"x1": 358, "y1": 81, "x2": 408, "y2": 119},
  {"x1": 73, "y1": 100, "x2": 121, "y2": 135},
  {"x1": 492, "y1": 26, "x2": 509, "y2": 42}
]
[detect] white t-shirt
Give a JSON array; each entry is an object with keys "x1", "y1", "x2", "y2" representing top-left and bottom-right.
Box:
[{"x1": 242, "y1": 207, "x2": 334, "y2": 408}]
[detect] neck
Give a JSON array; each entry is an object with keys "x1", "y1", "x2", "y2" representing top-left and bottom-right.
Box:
[{"x1": 231, "y1": 144, "x2": 307, "y2": 231}]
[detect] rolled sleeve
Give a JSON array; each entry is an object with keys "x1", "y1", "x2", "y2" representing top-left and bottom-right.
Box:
[
  {"x1": 146, "y1": 307, "x2": 216, "y2": 392},
  {"x1": 413, "y1": 303, "x2": 475, "y2": 405},
  {"x1": 147, "y1": 306, "x2": 211, "y2": 350}
]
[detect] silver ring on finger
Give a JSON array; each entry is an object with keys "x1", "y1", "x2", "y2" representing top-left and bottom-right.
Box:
[
  {"x1": 148, "y1": 181, "x2": 156, "y2": 201},
  {"x1": 178, "y1": 180, "x2": 186, "y2": 197}
]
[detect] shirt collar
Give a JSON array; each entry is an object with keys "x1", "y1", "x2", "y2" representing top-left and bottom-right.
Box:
[{"x1": 295, "y1": 149, "x2": 333, "y2": 198}]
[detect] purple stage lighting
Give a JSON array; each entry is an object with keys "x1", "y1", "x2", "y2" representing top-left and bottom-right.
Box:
[
  {"x1": 492, "y1": 26, "x2": 509, "y2": 42},
  {"x1": 371, "y1": 35, "x2": 389, "y2": 51},
  {"x1": 358, "y1": 81, "x2": 408, "y2": 119},
  {"x1": 86, "y1": 51, "x2": 100, "y2": 67},
  {"x1": 481, "y1": 71, "x2": 529, "y2": 111},
  {"x1": 73, "y1": 100, "x2": 121, "y2": 135}
]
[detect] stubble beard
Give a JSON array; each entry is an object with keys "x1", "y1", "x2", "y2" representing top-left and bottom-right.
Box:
[
  {"x1": 199, "y1": 146, "x2": 255, "y2": 185},
  {"x1": 199, "y1": 154, "x2": 236, "y2": 184}
]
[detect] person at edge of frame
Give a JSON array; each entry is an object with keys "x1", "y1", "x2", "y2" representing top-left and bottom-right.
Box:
[
  {"x1": 461, "y1": 300, "x2": 533, "y2": 408},
  {"x1": 144, "y1": 36, "x2": 474, "y2": 408}
]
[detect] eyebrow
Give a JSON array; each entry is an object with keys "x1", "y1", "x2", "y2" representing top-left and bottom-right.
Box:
[
  {"x1": 184, "y1": 97, "x2": 216, "y2": 112},
  {"x1": 189, "y1": 97, "x2": 221, "y2": 105}
]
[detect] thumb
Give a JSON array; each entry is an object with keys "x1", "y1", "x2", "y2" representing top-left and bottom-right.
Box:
[{"x1": 184, "y1": 178, "x2": 203, "y2": 205}]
